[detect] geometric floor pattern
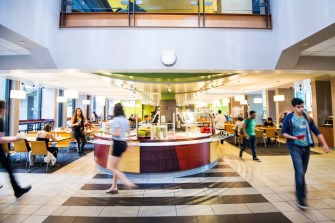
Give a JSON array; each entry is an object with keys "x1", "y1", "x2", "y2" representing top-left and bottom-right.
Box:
[{"x1": 0, "y1": 143, "x2": 334, "y2": 223}]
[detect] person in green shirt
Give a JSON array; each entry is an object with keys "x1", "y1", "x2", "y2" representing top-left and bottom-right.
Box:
[{"x1": 239, "y1": 110, "x2": 261, "y2": 162}]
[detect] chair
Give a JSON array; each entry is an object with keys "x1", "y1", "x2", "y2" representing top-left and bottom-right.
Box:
[
  {"x1": 265, "y1": 128, "x2": 279, "y2": 147},
  {"x1": 255, "y1": 130, "x2": 266, "y2": 147},
  {"x1": 1, "y1": 143, "x2": 14, "y2": 161},
  {"x1": 27, "y1": 131, "x2": 38, "y2": 137},
  {"x1": 238, "y1": 134, "x2": 244, "y2": 148},
  {"x1": 29, "y1": 141, "x2": 49, "y2": 172},
  {"x1": 56, "y1": 138, "x2": 72, "y2": 161},
  {"x1": 13, "y1": 139, "x2": 30, "y2": 169}
]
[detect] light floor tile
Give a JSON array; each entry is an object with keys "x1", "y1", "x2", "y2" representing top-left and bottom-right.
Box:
[
  {"x1": 143, "y1": 190, "x2": 174, "y2": 197},
  {"x1": 308, "y1": 199, "x2": 331, "y2": 209},
  {"x1": 22, "y1": 215, "x2": 48, "y2": 223},
  {"x1": 302, "y1": 209, "x2": 330, "y2": 222},
  {"x1": 62, "y1": 206, "x2": 104, "y2": 217},
  {"x1": 33, "y1": 205, "x2": 60, "y2": 216},
  {"x1": 278, "y1": 192, "x2": 296, "y2": 201},
  {"x1": 100, "y1": 206, "x2": 140, "y2": 217},
  {"x1": 138, "y1": 206, "x2": 176, "y2": 217},
  {"x1": 282, "y1": 211, "x2": 312, "y2": 223},
  {"x1": 246, "y1": 202, "x2": 278, "y2": 213},
  {"x1": 211, "y1": 204, "x2": 252, "y2": 215},
  {"x1": 321, "y1": 199, "x2": 335, "y2": 209},
  {"x1": 319, "y1": 209, "x2": 335, "y2": 221},
  {"x1": 1, "y1": 214, "x2": 29, "y2": 223},
  {"x1": 262, "y1": 193, "x2": 284, "y2": 202},
  {"x1": 46, "y1": 196, "x2": 69, "y2": 206},
  {"x1": 29, "y1": 197, "x2": 54, "y2": 205},
  {"x1": 0, "y1": 204, "x2": 9, "y2": 211},
  {"x1": 233, "y1": 187, "x2": 259, "y2": 195},
  {"x1": 176, "y1": 205, "x2": 214, "y2": 216},
  {"x1": 0, "y1": 204, "x2": 26, "y2": 214},
  {"x1": 51, "y1": 206, "x2": 70, "y2": 216},
  {"x1": 272, "y1": 201, "x2": 296, "y2": 212},
  {"x1": 254, "y1": 187, "x2": 274, "y2": 194},
  {"x1": 16, "y1": 204, "x2": 43, "y2": 215},
  {"x1": 0, "y1": 215, "x2": 9, "y2": 222}
]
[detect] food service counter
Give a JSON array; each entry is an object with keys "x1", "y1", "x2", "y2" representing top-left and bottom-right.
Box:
[{"x1": 93, "y1": 133, "x2": 222, "y2": 177}]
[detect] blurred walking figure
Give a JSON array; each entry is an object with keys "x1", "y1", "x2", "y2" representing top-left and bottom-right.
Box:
[
  {"x1": 106, "y1": 103, "x2": 137, "y2": 194},
  {"x1": 282, "y1": 98, "x2": 329, "y2": 209},
  {"x1": 0, "y1": 100, "x2": 31, "y2": 198}
]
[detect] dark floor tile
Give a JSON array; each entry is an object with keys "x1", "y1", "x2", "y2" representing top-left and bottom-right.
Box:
[
  {"x1": 197, "y1": 215, "x2": 239, "y2": 223},
  {"x1": 74, "y1": 217, "x2": 138, "y2": 223},
  {"x1": 43, "y1": 216, "x2": 76, "y2": 223},
  {"x1": 236, "y1": 213, "x2": 286, "y2": 223},
  {"x1": 223, "y1": 194, "x2": 268, "y2": 204},
  {"x1": 181, "y1": 172, "x2": 240, "y2": 177},
  {"x1": 272, "y1": 212, "x2": 292, "y2": 223},
  {"x1": 80, "y1": 182, "x2": 251, "y2": 190},
  {"x1": 94, "y1": 174, "x2": 113, "y2": 179},
  {"x1": 62, "y1": 195, "x2": 268, "y2": 206},
  {"x1": 138, "y1": 216, "x2": 197, "y2": 223},
  {"x1": 213, "y1": 164, "x2": 230, "y2": 169},
  {"x1": 63, "y1": 197, "x2": 109, "y2": 206}
]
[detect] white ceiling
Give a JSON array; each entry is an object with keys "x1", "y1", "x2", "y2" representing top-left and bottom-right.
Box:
[
  {"x1": 301, "y1": 36, "x2": 335, "y2": 56},
  {"x1": 0, "y1": 70, "x2": 328, "y2": 105},
  {"x1": 0, "y1": 37, "x2": 29, "y2": 56}
]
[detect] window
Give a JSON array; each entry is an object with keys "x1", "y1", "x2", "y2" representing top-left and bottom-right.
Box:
[
  {"x1": 19, "y1": 85, "x2": 40, "y2": 121},
  {"x1": 67, "y1": 98, "x2": 74, "y2": 118}
]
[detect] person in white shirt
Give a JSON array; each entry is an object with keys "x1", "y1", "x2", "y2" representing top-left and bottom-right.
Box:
[
  {"x1": 215, "y1": 110, "x2": 226, "y2": 130},
  {"x1": 234, "y1": 117, "x2": 244, "y2": 145},
  {"x1": 215, "y1": 110, "x2": 226, "y2": 144},
  {"x1": 36, "y1": 124, "x2": 58, "y2": 158}
]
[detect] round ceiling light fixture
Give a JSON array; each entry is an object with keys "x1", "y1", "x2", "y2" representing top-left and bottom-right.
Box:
[{"x1": 161, "y1": 50, "x2": 177, "y2": 66}]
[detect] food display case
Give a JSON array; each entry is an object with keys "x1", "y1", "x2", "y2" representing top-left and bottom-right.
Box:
[{"x1": 93, "y1": 111, "x2": 223, "y2": 177}]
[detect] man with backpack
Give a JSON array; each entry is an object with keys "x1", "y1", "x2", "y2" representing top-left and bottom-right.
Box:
[
  {"x1": 239, "y1": 111, "x2": 261, "y2": 162},
  {"x1": 282, "y1": 98, "x2": 329, "y2": 209}
]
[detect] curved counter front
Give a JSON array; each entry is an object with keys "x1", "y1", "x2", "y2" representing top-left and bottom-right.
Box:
[{"x1": 93, "y1": 133, "x2": 221, "y2": 177}]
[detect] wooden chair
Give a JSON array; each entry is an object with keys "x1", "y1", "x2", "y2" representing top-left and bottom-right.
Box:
[
  {"x1": 265, "y1": 128, "x2": 279, "y2": 147},
  {"x1": 1, "y1": 143, "x2": 14, "y2": 161},
  {"x1": 13, "y1": 139, "x2": 30, "y2": 169},
  {"x1": 29, "y1": 141, "x2": 49, "y2": 172},
  {"x1": 255, "y1": 130, "x2": 266, "y2": 147}
]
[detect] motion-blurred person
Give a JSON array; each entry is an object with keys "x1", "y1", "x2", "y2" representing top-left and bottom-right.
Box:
[
  {"x1": 282, "y1": 98, "x2": 329, "y2": 209},
  {"x1": 0, "y1": 100, "x2": 31, "y2": 198}
]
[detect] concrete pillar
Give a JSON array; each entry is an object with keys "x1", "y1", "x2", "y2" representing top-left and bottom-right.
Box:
[
  {"x1": 9, "y1": 81, "x2": 20, "y2": 135},
  {"x1": 53, "y1": 89, "x2": 58, "y2": 126},
  {"x1": 266, "y1": 90, "x2": 276, "y2": 121}
]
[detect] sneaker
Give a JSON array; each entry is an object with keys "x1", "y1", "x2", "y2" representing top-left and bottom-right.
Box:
[
  {"x1": 14, "y1": 185, "x2": 32, "y2": 198},
  {"x1": 297, "y1": 200, "x2": 309, "y2": 210},
  {"x1": 253, "y1": 158, "x2": 261, "y2": 162}
]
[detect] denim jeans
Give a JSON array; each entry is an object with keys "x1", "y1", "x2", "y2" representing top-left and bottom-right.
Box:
[
  {"x1": 240, "y1": 135, "x2": 257, "y2": 159},
  {"x1": 289, "y1": 144, "x2": 310, "y2": 203}
]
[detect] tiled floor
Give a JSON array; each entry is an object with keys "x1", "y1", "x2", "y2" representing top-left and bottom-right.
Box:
[{"x1": 0, "y1": 143, "x2": 334, "y2": 222}]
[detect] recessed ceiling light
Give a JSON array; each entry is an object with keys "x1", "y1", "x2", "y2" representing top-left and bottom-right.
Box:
[
  {"x1": 302, "y1": 43, "x2": 309, "y2": 46},
  {"x1": 20, "y1": 41, "x2": 26, "y2": 45}
]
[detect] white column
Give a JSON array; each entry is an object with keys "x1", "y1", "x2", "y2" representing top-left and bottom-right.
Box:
[
  {"x1": 275, "y1": 88, "x2": 280, "y2": 124},
  {"x1": 310, "y1": 78, "x2": 318, "y2": 125},
  {"x1": 9, "y1": 81, "x2": 20, "y2": 135}
]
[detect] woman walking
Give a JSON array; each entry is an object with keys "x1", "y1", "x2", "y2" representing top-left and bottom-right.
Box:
[
  {"x1": 71, "y1": 108, "x2": 86, "y2": 156},
  {"x1": 106, "y1": 103, "x2": 137, "y2": 194}
]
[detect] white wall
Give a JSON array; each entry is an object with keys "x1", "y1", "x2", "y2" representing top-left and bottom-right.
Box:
[{"x1": 0, "y1": 0, "x2": 335, "y2": 70}]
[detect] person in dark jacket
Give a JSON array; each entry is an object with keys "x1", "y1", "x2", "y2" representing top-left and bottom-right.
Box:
[{"x1": 282, "y1": 98, "x2": 329, "y2": 209}]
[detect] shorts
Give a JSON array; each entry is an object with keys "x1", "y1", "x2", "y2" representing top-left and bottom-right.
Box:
[{"x1": 112, "y1": 140, "x2": 127, "y2": 157}]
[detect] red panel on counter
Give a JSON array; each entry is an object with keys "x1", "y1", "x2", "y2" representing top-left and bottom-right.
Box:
[
  {"x1": 175, "y1": 143, "x2": 210, "y2": 171},
  {"x1": 94, "y1": 144, "x2": 110, "y2": 168}
]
